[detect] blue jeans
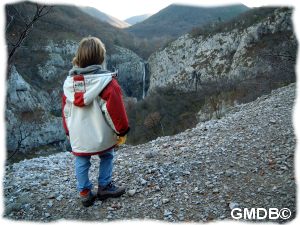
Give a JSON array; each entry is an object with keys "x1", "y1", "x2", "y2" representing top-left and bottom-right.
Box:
[{"x1": 75, "y1": 149, "x2": 114, "y2": 192}]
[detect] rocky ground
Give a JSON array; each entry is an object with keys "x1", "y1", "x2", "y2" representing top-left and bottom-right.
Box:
[{"x1": 3, "y1": 83, "x2": 296, "y2": 223}]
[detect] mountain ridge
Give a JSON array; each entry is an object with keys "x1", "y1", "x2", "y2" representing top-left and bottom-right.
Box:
[
  {"x1": 126, "y1": 3, "x2": 249, "y2": 39},
  {"x1": 80, "y1": 6, "x2": 130, "y2": 28},
  {"x1": 125, "y1": 14, "x2": 152, "y2": 25}
]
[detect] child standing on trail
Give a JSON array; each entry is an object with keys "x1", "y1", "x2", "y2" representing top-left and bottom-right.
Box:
[{"x1": 62, "y1": 37, "x2": 130, "y2": 207}]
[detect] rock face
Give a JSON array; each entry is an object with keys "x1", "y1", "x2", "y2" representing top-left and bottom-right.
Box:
[
  {"x1": 6, "y1": 66, "x2": 65, "y2": 151},
  {"x1": 3, "y1": 83, "x2": 296, "y2": 222},
  {"x1": 37, "y1": 40, "x2": 78, "y2": 82},
  {"x1": 107, "y1": 46, "x2": 147, "y2": 99},
  {"x1": 6, "y1": 42, "x2": 147, "y2": 153},
  {"x1": 14, "y1": 40, "x2": 78, "y2": 114},
  {"x1": 6, "y1": 40, "x2": 78, "y2": 153},
  {"x1": 148, "y1": 8, "x2": 296, "y2": 92}
]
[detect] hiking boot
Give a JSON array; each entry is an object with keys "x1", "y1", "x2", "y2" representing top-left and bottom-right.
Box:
[
  {"x1": 79, "y1": 189, "x2": 96, "y2": 207},
  {"x1": 97, "y1": 181, "x2": 125, "y2": 200}
]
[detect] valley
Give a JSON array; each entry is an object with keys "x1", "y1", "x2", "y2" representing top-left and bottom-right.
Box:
[{"x1": 5, "y1": 2, "x2": 297, "y2": 168}]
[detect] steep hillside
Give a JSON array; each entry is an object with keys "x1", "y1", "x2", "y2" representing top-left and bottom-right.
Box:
[
  {"x1": 5, "y1": 2, "x2": 145, "y2": 154},
  {"x1": 126, "y1": 4, "x2": 249, "y2": 39},
  {"x1": 7, "y1": 2, "x2": 142, "y2": 91},
  {"x1": 148, "y1": 7, "x2": 296, "y2": 94},
  {"x1": 125, "y1": 14, "x2": 151, "y2": 25},
  {"x1": 80, "y1": 6, "x2": 130, "y2": 28},
  {"x1": 7, "y1": 2, "x2": 136, "y2": 60},
  {"x1": 4, "y1": 83, "x2": 296, "y2": 222}
]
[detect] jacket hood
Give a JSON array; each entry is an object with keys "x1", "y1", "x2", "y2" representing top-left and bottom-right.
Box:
[
  {"x1": 63, "y1": 65, "x2": 115, "y2": 107},
  {"x1": 68, "y1": 64, "x2": 105, "y2": 76}
]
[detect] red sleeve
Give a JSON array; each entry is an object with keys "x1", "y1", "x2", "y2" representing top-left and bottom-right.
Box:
[
  {"x1": 100, "y1": 78, "x2": 130, "y2": 136},
  {"x1": 62, "y1": 94, "x2": 69, "y2": 136}
]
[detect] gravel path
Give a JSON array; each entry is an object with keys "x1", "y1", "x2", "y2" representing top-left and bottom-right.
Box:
[{"x1": 3, "y1": 83, "x2": 296, "y2": 222}]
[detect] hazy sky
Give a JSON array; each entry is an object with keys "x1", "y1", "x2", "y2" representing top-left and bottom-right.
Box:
[
  {"x1": 4, "y1": 0, "x2": 294, "y2": 20},
  {"x1": 66, "y1": 0, "x2": 265, "y2": 20},
  {"x1": 58, "y1": 0, "x2": 295, "y2": 20}
]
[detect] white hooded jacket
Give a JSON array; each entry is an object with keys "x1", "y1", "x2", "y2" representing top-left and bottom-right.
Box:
[{"x1": 62, "y1": 65, "x2": 129, "y2": 156}]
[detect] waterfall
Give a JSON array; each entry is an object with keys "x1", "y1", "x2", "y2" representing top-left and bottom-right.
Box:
[{"x1": 142, "y1": 62, "x2": 146, "y2": 99}]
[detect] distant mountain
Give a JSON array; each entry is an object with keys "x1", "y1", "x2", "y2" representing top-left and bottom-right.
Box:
[
  {"x1": 80, "y1": 6, "x2": 130, "y2": 28},
  {"x1": 7, "y1": 3, "x2": 139, "y2": 60},
  {"x1": 126, "y1": 4, "x2": 249, "y2": 38},
  {"x1": 125, "y1": 14, "x2": 152, "y2": 25}
]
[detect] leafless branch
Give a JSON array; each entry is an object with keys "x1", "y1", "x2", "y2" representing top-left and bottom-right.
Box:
[
  {"x1": 7, "y1": 3, "x2": 53, "y2": 63},
  {"x1": 7, "y1": 120, "x2": 31, "y2": 161}
]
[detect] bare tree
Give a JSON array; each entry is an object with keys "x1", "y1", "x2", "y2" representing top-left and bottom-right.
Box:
[
  {"x1": 262, "y1": 49, "x2": 296, "y2": 76},
  {"x1": 6, "y1": 3, "x2": 53, "y2": 63},
  {"x1": 6, "y1": 120, "x2": 32, "y2": 161},
  {"x1": 6, "y1": 107, "x2": 43, "y2": 162}
]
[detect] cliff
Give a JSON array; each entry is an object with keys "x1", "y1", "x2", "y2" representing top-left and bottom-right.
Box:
[
  {"x1": 6, "y1": 41, "x2": 144, "y2": 154},
  {"x1": 148, "y1": 8, "x2": 296, "y2": 93},
  {"x1": 108, "y1": 46, "x2": 145, "y2": 99},
  {"x1": 5, "y1": 2, "x2": 147, "y2": 155}
]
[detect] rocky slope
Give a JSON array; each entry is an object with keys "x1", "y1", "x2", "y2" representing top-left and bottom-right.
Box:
[
  {"x1": 148, "y1": 7, "x2": 296, "y2": 92},
  {"x1": 4, "y1": 83, "x2": 296, "y2": 222},
  {"x1": 5, "y1": 39, "x2": 78, "y2": 153},
  {"x1": 6, "y1": 66, "x2": 66, "y2": 151}
]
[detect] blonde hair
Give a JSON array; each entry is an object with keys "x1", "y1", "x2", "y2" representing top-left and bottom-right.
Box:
[{"x1": 72, "y1": 37, "x2": 106, "y2": 68}]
